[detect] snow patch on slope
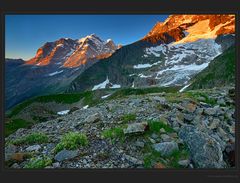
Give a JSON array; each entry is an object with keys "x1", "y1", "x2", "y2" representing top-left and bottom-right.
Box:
[
  {"x1": 92, "y1": 77, "x2": 110, "y2": 90},
  {"x1": 48, "y1": 70, "x2": 64, "y2": 76}
]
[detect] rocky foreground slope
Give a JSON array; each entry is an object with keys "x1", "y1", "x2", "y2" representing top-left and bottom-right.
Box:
[{"x1": 5, "y1": 86, "x2": 235, "y2": 169}]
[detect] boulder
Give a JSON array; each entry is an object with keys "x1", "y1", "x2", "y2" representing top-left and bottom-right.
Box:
[
  {"x1": 179, "y1": 125, "x2": 225, "y2": 168},
  {"x1": 123, "y1": 122, "x2": 148, "y2": 134},
  {"x1": 153, "y1": 141, "x2": 179, "y2": 156},
  {"x1": 26, "y1": 145, "x2": 41, "y2": 152},
  {"x1": 122, "y1": 154, "x2": 143, "y2": 165},
  {"x1": 178, "y1": 159, "x2": 190, "y2": 167},
  {"x1": 54, "y1": 150, "x2": 79, "y2": 162},
  {"x1": 84, "y1": 113, "x2": 101, "y2": 123}
]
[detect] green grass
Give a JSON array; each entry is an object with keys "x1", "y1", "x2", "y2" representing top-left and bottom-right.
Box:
[
  {"x1": 5, "y1": 118, "x2": 33, "y2": 137},
  {"x1": 54, "y1": 132, "x2": 88, "y2": 153},
  {"x1": 7, "y1": 91, "x2": 96, "y2": 118},
  {"x1": 24, "y1": 156, "x2": 52, "y2": 169},
  {"x1": 143, "y1": 143, "x2": 189, "y2": 168},
  {"x1": 121, "y1": 113, "x2": 136, "y2": 123},
  {"x1": 167, "y1": 149, "x2": 189, "y2": 168},
  {"x1": 11, "y1": 132, "x2": 49, "y2": 145},
  {"x1": 107, "y1": 86, "x2": 180, "y2": 100},
  {"x1": 143, "y1": 150, "x2": 162, "y2": 168},
  {"x1": 101, "y1": 127, "x2": 125, "y2": 141},
  {"x1": 147, "y1": 120, "x2": 174, "y2": 133},
  {"x1": 185, "y1": 91, "x2": 217, "y2": 105},
  {"x1": 187, "y1": 47, "x2": 235, "y2": 90}
]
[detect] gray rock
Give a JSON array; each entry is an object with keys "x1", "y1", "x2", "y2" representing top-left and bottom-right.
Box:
[
  {"x1": 182, "y1": 101, "x2": 197, "y2": 113},
  {"x1": 135, "y1": 141, "x2": 145, "y2": 148},
  {"x1": 204, "y1": 108, "x2": 217, "y2": 116},
  {"x1": 153, "y1": 141, "x2": 179, "y2": 156},
  {"x1": 159, "y1": 128, "x2": 166, "y2": 133},
  {"x1": 54, "y1": 150, "x2": 79, "y2": 162},
  {"x1": 11, "y1": 163, "x2": 20, "y2": 169},
  {"x1": 52, "y1": 162, "x2": 61, "y2": 168},
  {"x1": 179, "y1": 125, "x2": 225, "y2": 168},
  {"x1": 26, "y1": 145, "x2": 41, "y2": 152},
  {"x1": 160, "y1": 134, "x2": 172, "y2": 142},
  {"x1": 217, "y1": 98, "x2": 226, "y2": 106},
  {"x1": 84, "y1": 113, "x2": 101, "y2": 123},
  {"x1": 151, "y1": 133, "x2": 159, "y2": 139},
  {"x1": 217, "y1": 127, "x2": 229, "y2": 141},
  {"x1": 149, "y1": 138, "x2": 156, "y2": 144},
  {"x1": 5, "y1": 144, "x2": 17, "y2": 161},
  {"x1": 5, "y1": 144, "x2": 17, "y2": 154},
  {"x1": 123, "y1": 154, "x2": 143, "y2": 165},
  {"x1": 195, "y1": 108, "x2": 204, "y2": 115},
  {"x1": 123, "y1": 122, "x2": 148, "y2": 134},
  {"x1": 208, "y1": 119, "x2": 220, "y2": 130},
  {"x1": 184, "y1": 114, "x2": 194, "y2": 122},
  {"x1": 152, "y1": 96, "x2": 167, "y2": 105},
  {"x1": 178, "y1": 159, "x2": 190, "y2": 167}
]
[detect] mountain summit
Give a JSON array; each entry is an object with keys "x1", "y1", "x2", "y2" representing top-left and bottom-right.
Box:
[
  {"x1": 144, "y1": 14, "x2": 235, "y2": 44},
  {"x1": 25, "y1": 34, "x2": 118, "y2": 68}
]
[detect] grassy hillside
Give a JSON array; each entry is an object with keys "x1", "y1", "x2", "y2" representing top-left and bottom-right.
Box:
[
  {"x1": 5, "y1": 86, "x2": 179, "y2": 137},
  {"x1": 187, "y1": 47, "x2": 235, "y2": 90}
]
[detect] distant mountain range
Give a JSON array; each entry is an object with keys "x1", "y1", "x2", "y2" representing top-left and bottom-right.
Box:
[{"x1": 5, "y1": 14, "x2": 235, "y2": 110}]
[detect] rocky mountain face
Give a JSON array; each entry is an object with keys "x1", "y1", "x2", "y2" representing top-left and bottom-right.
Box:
[
  {"x1": 6, "y1": 35, "x2": 118, "y2": 109},
  {"x1": 68, "y1": 14, "x2": 235, "y2": 93},
  {"x1": 25, "y1": 34, "x2": 118, "y2": 67}
]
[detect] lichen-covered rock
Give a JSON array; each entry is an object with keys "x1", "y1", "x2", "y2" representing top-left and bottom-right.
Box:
[
  {"x1": 179, "y1": 125, "x2": 225, "y2": 168},
  {"x1": 123, "y1": 122, "x2": 148, "y2": 134},
  {"x1": 54, "y1": 150, "x2": 79, "y2": 162},
  {"x1": 153, "y1": 141, "x2": 179, "y2": 156}
]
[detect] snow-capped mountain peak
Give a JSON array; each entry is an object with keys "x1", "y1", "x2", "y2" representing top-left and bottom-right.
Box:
[{"x1": 25, "y1": 34, "x2": 118, "y2": 68}]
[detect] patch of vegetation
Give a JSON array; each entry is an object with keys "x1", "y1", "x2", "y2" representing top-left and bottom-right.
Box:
[
  {"x1": 11, "y1": 133, "x2": 49, "y2": 145},
  {"x1": 167, "y1": 148, "x2": 189, "y2": 168},
  {"x1": 24, "y1": 156, "x2": 52, "y2": 169},
  {"x1": 101, "y1": 127, "x2": 125, "y2": 142},
  {"x1": 32, "y1": 116, "x2": 49, "y2": 122},
  {"x1": 147, "y1": 120, "x2": 174, "y2": 133},
  {"x1": 143, "y1": 147, "x2": 163, "y2": 168},
  {"x1": 5, "y1": 118, "x2": 33, "y2": 137},
  {"x1": 143, "y1": 143, "x2": 190, "y2": 168},
  {"x1": 186, "y1": 91, "x2": 217, "y2": 105},
  {"x1": 108, "y1": 86, "x2": 181, "y2": 100},
  {"x1": 121, "y1": 113, "x2": 136, "y2": 123},
  {"x1": 187, "y1": 47, "x2": 235, "y2": 90},
  {"x1": 54, "y1": 132, "x2": 88, "y2": 153},
  {"x1": 7, "y1": 91, "x2": 97, "y2": 118}
]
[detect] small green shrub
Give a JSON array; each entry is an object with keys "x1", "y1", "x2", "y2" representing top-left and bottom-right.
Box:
[
  {"x1": 121, "y1": 113, "x2": 136, "y2": 123},
  {"x1": 11, "y1": 132, "x2": 49, "y2": 145},
  {"x1": 148, "y1": 120, "x2": 174, "y2": 133},
  {"x1": 54, "y1": 132, "x2": 88, "y2": 153},
  {"x1": 101, "y1": 127, "x2": 124, "y2": 139},
  {"x1": 24, "y1": 156, "x2": 52, "y2": 169},
  {"x1": 143, "y1": 150, "x2": 162, "y2": 168}
]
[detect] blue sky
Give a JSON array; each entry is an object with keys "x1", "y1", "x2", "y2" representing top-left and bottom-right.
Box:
[{"x1": 5, "y1": 15, "x2": 169, "y2": 60}]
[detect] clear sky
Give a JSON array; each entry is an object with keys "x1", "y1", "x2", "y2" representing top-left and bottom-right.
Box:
[{"x1": 5, "y1": 15, "x2": 169, "y2": 60}]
